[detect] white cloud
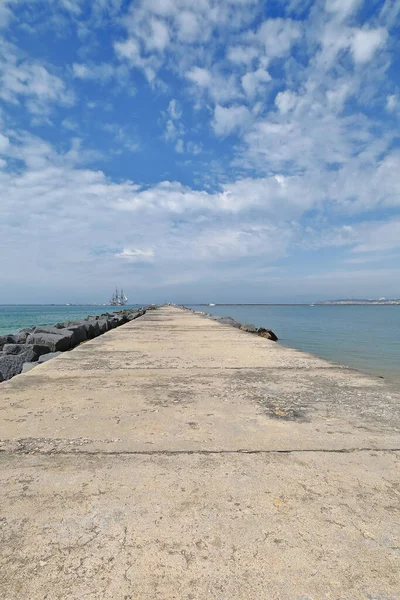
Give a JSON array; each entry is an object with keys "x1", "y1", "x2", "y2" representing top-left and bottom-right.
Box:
[
  {"x1": 187, "y1": 141, "x2": 202, "y2": 154},
  {"x1": 213, "y1": 104, "x2": 252, "y2": 136},
  {"x1": 175, "y1": 139, "x2": 184, "y2": 153},
  {"x1": 227, "y1": 45, "x2": 258, "y2": 65},
  {"x1": 350, "y1": 28, "x2": 388, "y2": 64},
  {"x1": 114, "y1": 38, "x2": 159, "y2": 82},
  {"x1": 167, "y1": 98, "x2": 182, "y2": 120},
  {"x1": 386, "y1": 94, "x2": 397, "y2": 112},
  {"x1": 275, "y1": 90, "x2": 297, "y2": 114},
  {"x1": 352, "y1": 220, "x2": 400, "y2": 253},
  {"x1": 145, "y1": 18, "x2": 170, "y2": 52},
  {"x1": 241, "y1": 68, "x2": 271, "y2": 98},
  {"x1": 175, "y1": 11, "x2": 202, "y2": 43},
  {"x1": 194, "y1": 224, "x2": 293, "y2": 260},
  {"x1": 116, "y1": 248, "x2": 155, "y2": 262},
  {"x1": 72, "y1": 62, "x2": 127, "y2": 84},
  {"x1": 164, "y1": 119, "x2": 180, "y2": 140},
  {"x1": 0, "y1": 41, "x2": 74, "y2": 114},
  {"x1": 163, "y1": 99, "x2": 184, "y2": 145},
  {"x1": 325, "y1": 0, "x2": 362, "y2": 20},
  {"x1": 186, "y1": 66, "x2": 212, "y2": 87},
  {"x1": 0, "y1": 0, "x2": 13, "y2": 28},
  {"x1": 0, "y1": 132, "x2": 10, "y2": 153},
  {"x1": 256, "y1": 18, "x2": 302, "y2": 58}
]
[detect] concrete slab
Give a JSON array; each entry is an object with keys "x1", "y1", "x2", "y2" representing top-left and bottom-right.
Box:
[{"x1": 0, "y1": 306, "x2": 399, "y2": 599}]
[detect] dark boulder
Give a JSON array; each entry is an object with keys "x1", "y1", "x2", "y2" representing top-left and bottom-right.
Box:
[
  {"x1": 27, "y1": 331, "x2": 72, "y2": 352},
  {"x1": 97, "y1": 318, "x2": 109, "y2": 334},
  {"x1": 0, "y1": 334, "x2": 18, "y2": 350},
  {"x1": 217, "y1": 317, "x2": 242, "y2": 328},
  {"x1": 33, "y1": 325, "x2": 68, "y2": 335},
  {"x1": 61, "y1": 323, "x2": 87, "y2": 345},
  {"x1": 2, "y1": 343, "x2": 49, "y2": 359},
  {"x1": 113, "y1": 315, "x2": 126, "y2": 327},
  {"x1": 0, "y1": 352, "x2": 32, "y2": 380},
  {"x1": 241, "y1": 323, "x2": 257, "y2": 333},
  {"x1": 38, "y1": 352, "x2": 62, "y2": 364},
  {"x1": 85, "y1": 320, "x2": 101, "y2": 338},
  {"x1": 15, "y1": 328, "x2": 34, "y2": 344},
  {"x1": 125, "y1": 309, "x2": 145, "y2": 321},
  {"x1": 125, "y1": 310, "x2": 139, "y2": 320},
  {"x1": 2, "y1": 344, "x2": 44, "y2": 362},
  {"x1": 106, "y1": 317, "x2": 118, "y2": 329},
  {"x1": 31, "y1": 325, "x2": 84, "y2": 348},
  {"x1": 2, "y1": 344, "x2": 26, "y2": 355},
  {"x1": 258, "y1": 328, "x2": 278, "y2": 342}
]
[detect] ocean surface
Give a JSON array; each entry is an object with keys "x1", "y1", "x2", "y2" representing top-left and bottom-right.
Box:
[
  {"x1": 1, "y1": 304, "x2": 399, "y2": 384},
  {"x1": 190, "y1": 304, "x2": 400, "y2": 384},
  {"x1": 0, "y1": 305, "x2": 141, "y2": 337}
]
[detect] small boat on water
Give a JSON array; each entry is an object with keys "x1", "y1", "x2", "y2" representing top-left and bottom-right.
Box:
[{"x1": 208, "y1": 303, "x2": 216, "y2": 306}]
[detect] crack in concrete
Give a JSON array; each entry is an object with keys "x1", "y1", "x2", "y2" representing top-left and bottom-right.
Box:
[{"x1": 1, "y1": 446, "x2": 399, "y2": 456}]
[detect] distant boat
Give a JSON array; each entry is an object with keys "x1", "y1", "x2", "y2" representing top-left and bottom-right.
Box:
[
  {"x1": 109, "y1": 287, "x2": 128, "y2": 306},
  {"x1": 208, "y1": 303, "x2": 216, "y2": 306},
  {"x1": 310, "y1": 304, "x2": 315, "y2": 307}
]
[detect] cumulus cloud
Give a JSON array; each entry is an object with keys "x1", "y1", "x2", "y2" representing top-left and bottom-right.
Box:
[
  {"x1": 213, "y1": 104, "x2": 252, "y2": 136},
  {"x1": 0, "y1": 41, "x2": 74, "y2": 114},
  {"x1": 186, "y1": 66, "x2": 212, "y2": 87},
  {"x1": 255, "y1": 18, "x2": 302, "y2": 58},
  {"x1": 227, "y1": 45, "x2": 258, "y2": 65},
  {"x1": 350, "y1": 28, "x2": 388, "y2": 64},
  {"x1": 275, "y1": 90, "x2": 297, "y2": 114},
  {"x1": 241, "y1": 68, "x2": 271, "y2": 98}
]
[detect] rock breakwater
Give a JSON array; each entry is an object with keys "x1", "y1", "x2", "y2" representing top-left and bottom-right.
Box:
[
  {"x1": 0, "y1": 307, "x2": 152, "y2": 382},
  {"x1": 181, "y1": 306, "x2": 278, "y2": 341}
]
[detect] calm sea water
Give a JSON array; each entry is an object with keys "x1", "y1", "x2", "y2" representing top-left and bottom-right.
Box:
[
  {"x1": 0, "y1": 305, "x2": 141, "y2": 336},
  {"x1": 190, "y1": 304, "x2": 400, "y2": 383}
]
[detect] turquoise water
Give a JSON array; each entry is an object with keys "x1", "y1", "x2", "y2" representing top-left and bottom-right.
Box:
[
  {"x1": 190, "y1": 305, "x2": 400, "y2": 383},
  {"x1": 0, "y1": 305, "x2": 141, "y2": 336}
]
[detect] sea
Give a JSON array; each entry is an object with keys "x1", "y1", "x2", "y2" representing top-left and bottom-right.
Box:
[
  {"x1": 0, "y1": 305, "x2": 141, "y2": 336},
  {"x1": 189, "y1": 304, "x2": 400, "y2": 384},
  {"x1": 1, "y1": 304, "x2": 399, "y2": 384}
]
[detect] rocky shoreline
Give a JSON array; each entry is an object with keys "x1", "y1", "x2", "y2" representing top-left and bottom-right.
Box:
[
  {"x1": 0, "y1": 306, "x2": 153, "y2": 383},
  {"x1": 181, "y1": 306, "x2": 278, "y2": 341}
]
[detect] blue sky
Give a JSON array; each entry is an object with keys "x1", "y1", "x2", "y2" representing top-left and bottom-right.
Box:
[{"x1": 0, "y1": 0, "x2": 400, "y2": 304}]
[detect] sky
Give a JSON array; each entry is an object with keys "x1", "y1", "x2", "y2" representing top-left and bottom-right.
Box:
[{"x1": 0, "y1": 0, "x2": 400, "y2": 304}]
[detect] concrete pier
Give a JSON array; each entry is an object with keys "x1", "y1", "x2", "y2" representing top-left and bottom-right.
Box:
[{"x1": 1, "y1": 306, "x2": 399, "y2": 599}]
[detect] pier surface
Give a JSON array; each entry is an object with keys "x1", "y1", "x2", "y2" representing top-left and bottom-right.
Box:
[{"x1": 1, "y1": 306, "x2": 399, "y2": 599}]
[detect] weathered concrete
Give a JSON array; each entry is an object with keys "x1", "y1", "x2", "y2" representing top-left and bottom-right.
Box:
[{"x1": 0, "y1": 306, "x2": 399, "y2": 599}]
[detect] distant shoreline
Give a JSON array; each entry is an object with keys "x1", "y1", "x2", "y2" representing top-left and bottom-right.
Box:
[{"x1": 187, "y1": 302, "x2": 400, "y2": 306}]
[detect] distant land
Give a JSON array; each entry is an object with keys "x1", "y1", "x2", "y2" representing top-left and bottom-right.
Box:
[
  {"x1": 316, "y1": 298, "x2": 400, "y2": 305},
  {"x1": 192, "y1": 299, "x2": 400, "y2": 306}
]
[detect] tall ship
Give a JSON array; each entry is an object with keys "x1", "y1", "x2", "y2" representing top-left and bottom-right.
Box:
[{"x1": 109, "y1": 287, "x2": 128, "y2": 306}]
